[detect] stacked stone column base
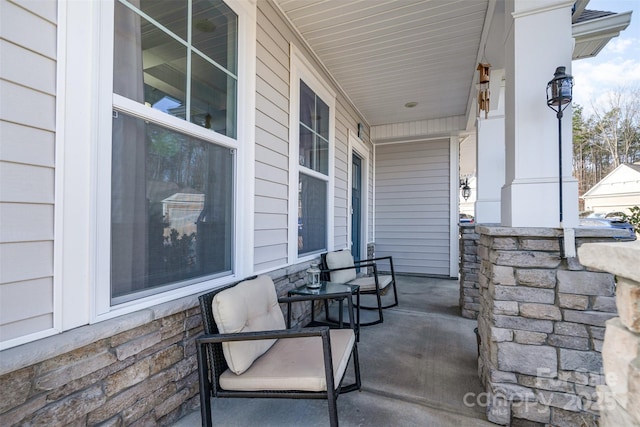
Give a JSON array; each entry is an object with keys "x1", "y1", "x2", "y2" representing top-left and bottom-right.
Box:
[
  {"x1": 579, "y1": 242, "x2": 640, "y2": 427},
  {"x1": 476, "y1": 226, "x2": 624, "y2": 426}
]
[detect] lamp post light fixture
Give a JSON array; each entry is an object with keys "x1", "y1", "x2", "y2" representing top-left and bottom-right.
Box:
[{"x1": 546, "y1": 66, "x2": 573, "y2": 225}]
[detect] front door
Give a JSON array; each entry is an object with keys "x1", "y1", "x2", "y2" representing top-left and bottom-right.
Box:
[{"x1": 351, "y1": 153, "x2": 362, "y2": 263}]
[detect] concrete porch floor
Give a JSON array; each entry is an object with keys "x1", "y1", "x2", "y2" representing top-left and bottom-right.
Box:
[{"x1": 174, "y1": 275, "x2": 496, "y2": 427}]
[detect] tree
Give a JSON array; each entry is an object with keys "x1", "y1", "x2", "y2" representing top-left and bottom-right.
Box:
[
  {"x1": 572, "y1": 86, "x2": 640, "y2": 200},
  {"x1": 590, "y1": 87, "x2": 640, "y2": 167}
]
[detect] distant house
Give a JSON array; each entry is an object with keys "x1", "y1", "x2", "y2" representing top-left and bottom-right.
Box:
[{"x1": 581, "y1": 162, "x2": 640, "y2": 214}]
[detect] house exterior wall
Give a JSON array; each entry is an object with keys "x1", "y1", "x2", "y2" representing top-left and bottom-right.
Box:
[
  {"x1": 0, "y1": 0, "x2": 57, "y2": 343},
  {"x1": 581, "y1": 164, "x2": 640, "y2": 215},
  {"x1": 254, "y1": 0, "x2": 374, "y2": 272},
  {"x1": 374, "y1": 139, "x2": 452, "y2": 276},
  {"x1": 0, "y1": 0, "x2": 370, "y2": 348},
  {"x1": 0, "y1": 1, "x2": 371, "y2": 423}
]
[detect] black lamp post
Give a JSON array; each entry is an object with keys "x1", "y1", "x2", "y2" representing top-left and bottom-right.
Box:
[{"x1": 546, "y1": 66, "x2": 573, "y2": 224}]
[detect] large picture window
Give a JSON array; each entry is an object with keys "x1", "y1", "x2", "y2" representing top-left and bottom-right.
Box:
[
  {"x1": 110, "y1": 0, "x2": 238, "y2": 304},
  {"x1": 111, "y1": 112, "x2": 233, "y2": 303}
]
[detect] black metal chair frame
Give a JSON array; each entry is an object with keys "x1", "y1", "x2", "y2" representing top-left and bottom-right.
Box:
[
  {"x1": 196, "y1": 278, "x2": 361, "y2": 427},
  {"x1": 320, "y1": 254, "x2": 398, "y2": 326}
]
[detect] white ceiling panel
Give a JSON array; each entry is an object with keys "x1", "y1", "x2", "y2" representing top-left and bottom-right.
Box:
[{"x1": 273, "y1": 0, "x2": 489, "y2": 126}]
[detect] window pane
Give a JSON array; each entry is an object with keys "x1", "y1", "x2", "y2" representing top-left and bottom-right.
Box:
[
  {"x1": 315, "y1": 136, "x2": 329, "y2": 175},
  {"x1": 299, "y1": 124, "x2": 313, "y2": 168},
  {"x1": 300, "y1": 80, "x2": 315, "y2": 128},
  {"x1": 298, "y1": 173, "x2": 326, "y2": 255},
  {"x1": 192, "y1": 0, "x2": 237, "y2": 75},
  {"x1": 114, "y1": 0, "x2": 238, "y2": 137},
  {"x1": 114, "y1": 1, "x2": 187, "y2": 117},
  {"x1": 298, "y1": 80, "x2": 329, "y2": 175},
  {"x1": 111, "y1": 111, "x2": 233, "y2": 303},
  {"x1": 316, "y1": 97, "x2": 329, "y2": 139},
  {"x1": 191, "y1": 52, "x2": 236, "y2": 138},
  {"x1": 139, "y1": 0, "x2": 188, "y2": 40}
]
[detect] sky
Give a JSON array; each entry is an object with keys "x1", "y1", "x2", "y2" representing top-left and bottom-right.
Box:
[{"x1": 571, "y1": 0, "x2": 640, "y2": 117}]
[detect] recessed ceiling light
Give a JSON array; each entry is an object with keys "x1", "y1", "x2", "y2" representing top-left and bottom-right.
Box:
[{"x1": 404, "y1": 102, "x2": 418, "y2": 108}]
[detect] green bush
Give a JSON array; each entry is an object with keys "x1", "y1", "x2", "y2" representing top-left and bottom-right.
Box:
[{"x1": 622, "y1": 206, "x2": 640, "y2": 231}]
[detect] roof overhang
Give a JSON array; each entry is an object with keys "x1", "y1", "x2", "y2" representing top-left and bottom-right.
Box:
[{"x1": 572, "y1": 11, "x2": 633, "y2": 60}]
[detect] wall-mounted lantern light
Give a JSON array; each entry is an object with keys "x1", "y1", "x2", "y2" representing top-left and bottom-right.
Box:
[{"x1": 460, "y1": 178, "x2": 471, "y2": 201}]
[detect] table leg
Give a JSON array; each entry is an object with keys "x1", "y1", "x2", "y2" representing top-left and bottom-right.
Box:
[
  {"x1": 356, "y1": 289, "x2": 360, "y2": 341},
  {"x1": 346, "y1": 293, "x2": 355, "y2": 340}
]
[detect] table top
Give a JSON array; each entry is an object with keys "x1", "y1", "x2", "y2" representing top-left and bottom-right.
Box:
[{"x1": 289, "y1": 281, "x2": 358, "y2": 296}]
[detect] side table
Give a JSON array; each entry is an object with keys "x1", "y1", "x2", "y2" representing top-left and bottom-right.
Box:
[{"x1": 286, "y1": 281, "x2": 360, "y2": 341}]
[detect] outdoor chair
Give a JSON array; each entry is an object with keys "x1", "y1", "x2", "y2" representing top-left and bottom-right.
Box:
[
  {"x1": 320, "y1": 250, "x2": 398, "y2": 326},
  {"x1": 196, "y1": 275, "x2": 361, "y2": 427}
]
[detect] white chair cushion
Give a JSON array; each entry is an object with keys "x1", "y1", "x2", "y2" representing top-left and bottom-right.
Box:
[
  {"x1": 219, "y1": 329, "x2": 355, "y2": 392},
  {"x1": 349, "y1": 274, "x2": 393, "y2": 292},
  {"x1": 212, "y1": 275, "x2": 285, "y2": 375},
  {"x1": 325, "y1": 251, "x2": 357, "y2": 284}
]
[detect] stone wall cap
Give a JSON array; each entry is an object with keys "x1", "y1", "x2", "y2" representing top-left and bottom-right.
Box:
[
  {"x1": 574, "y1": 227, "x2": 637, "y2": 239},
  {"x1": 0, "y1": 294, "x2": 199, "y2": 376},
  {"x1": 578, "y1": 241, "x2": 640, "y2": 282},
  {"x1": 476, "y1": 226, "x2": 562, "y2": 237}
]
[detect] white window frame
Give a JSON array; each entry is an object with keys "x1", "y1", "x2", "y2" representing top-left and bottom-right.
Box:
[
  {"x1": 347, "y1": 129, "x2": 370, "y2": 253},
  {"x1": 288, "y1": 44, "x2": 335, "y2": 264},
  {"x1": 55, "y1": 0, "x2": 256, "y2": 328}
]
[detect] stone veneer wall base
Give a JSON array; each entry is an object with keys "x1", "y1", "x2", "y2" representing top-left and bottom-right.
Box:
[{"x1": 0, "y1": 264, "x2": 317, "y2": 426}]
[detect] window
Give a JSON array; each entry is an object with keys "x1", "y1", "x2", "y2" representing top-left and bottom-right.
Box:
[
  {"x1": 290, "y1": 46, "x2": 335, "y2": 259},
  {"x1": 52, "y1": 0, "x2": 254, "y2": 331},
  {"x1": 110, "y1": 112, "x2": 233, "y2": 303},
  {"x1": 109, "y1": 0, "x2": 239, "y2": 304},
  {"x1": 298, "y1": 81, "x2": 330, "y2": 255},
  {"x1": 299, "y1": 81, "x2": 329, "y2": 174},
  {"x1": 114, "y1": 0, "x2": 238, "y2": 137}
]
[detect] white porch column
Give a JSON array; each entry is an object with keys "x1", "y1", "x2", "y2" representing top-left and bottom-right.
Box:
[
  {"x1": 501, "y1": 0, "x2": 578, "y2": 229},
  {"x1": 475, "y1": 72, "x2": 505, "y2": 224}
]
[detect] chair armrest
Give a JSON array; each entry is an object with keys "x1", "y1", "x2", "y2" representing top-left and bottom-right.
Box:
[
  {"x1": 353, "y1": 256, "x2": 393, "y2": 268},
  {"x1": 321, "y1": 262, "x2": 379, "y2": 277},
  {"x1": 196, "y1": 326, "x2": 330, "y2": 345},
  {"x1": 320, "y1": 264, "x2": 376, "y2": 273}
]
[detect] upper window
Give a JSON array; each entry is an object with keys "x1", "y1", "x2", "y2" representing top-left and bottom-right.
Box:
[
  {"x1": 299, "y1": 81, "x2": 329, "y2": 174},
  {"x1": 289, "y1": 45, "x2": 335, "y2": 261},
  {"x1": 297, "y1": 80, "x2": 331, "y2": 255},
  {"x1": 114, "y1": 0, "x2": 237, "y2": 137},
  {"x1": 109, "y1": 0, "x2": 238, "y2": 305}
]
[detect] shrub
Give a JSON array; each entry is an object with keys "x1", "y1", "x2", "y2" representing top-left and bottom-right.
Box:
[{"x1": 622, "y1": 206, "x2": 640, "y2": 231}]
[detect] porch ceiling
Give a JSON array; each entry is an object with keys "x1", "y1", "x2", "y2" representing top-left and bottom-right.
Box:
[{"x1": 272, "y1": 0, "x2": 489, "y2": 127}]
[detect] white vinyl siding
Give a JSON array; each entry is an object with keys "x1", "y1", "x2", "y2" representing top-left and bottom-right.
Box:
[
  {"x1": 255, "y1": 1, "x2": 367, "y2": 270},
  {"x1": 254, "y1": 2, "x2": 291, "y2": 271},
  {"x1": 375, "y1": 140, "x2": 451, "y2": 276},
  {"x1": 333, "y1": 104, "x2": 350, "y2": 248},
  {"x1": 0, "y1": 0, "x2": 57, "y2": 346}
]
